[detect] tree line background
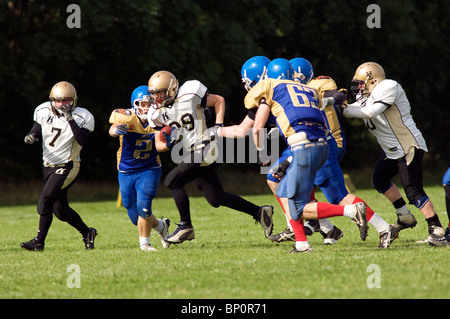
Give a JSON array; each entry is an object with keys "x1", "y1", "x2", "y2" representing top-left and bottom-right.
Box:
[{"x1": 1, "y1": 0, "x2": 449, "y2": 186}]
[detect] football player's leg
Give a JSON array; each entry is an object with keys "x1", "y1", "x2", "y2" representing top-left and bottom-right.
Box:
[
  {"x1": 118, "y1": 172, "x2": 139, "y2": 225},
  {"x1": 443, "y1": 168, "x2": 450, "y2": 228},
  {"x1": 267, "y1": 148, "x2": 291, "y2": 225},
  {"x1": 319, "y1": 155, "x2": 391, "y2": 238},
  {"x1": 398, "y1": 149, "x2": 444, "y2": 237},
  {"x1": 195, "y1": 165, "x2": 260, "y2": 216},
  {"x1": 164, "y1": 162, "x2": 202, "y2": 226},
  {"x1": 136, "y1": 168, "x2": 168, "y2": 250},
  {"x1": 372, "y1": 154, "x2": 417, "y2": 230},
  {"x1": 195, "y1": 165, "x2": 274, "y2": 236}
]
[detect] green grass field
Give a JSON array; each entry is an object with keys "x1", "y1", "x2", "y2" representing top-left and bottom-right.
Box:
[{"x1": 1, "y1": 186, "x2": 448, "y2": 301}]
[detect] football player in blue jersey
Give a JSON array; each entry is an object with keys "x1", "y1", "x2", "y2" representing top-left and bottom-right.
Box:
[
  {"x1": 244, "y1": 59, "x2": 370, "y2": 253},
  {"x1": 220, "y1": 56, "x2": 341, "y2": 245},
  {"x1": 268, "y1": 58, "x2": 398, "y2": 248},
  {"x1": 109, "y1": 85, "x2": 170, "y2": 251},
  {"x1": 428, "y1": 167, "x2": 450, "y2": 246}
]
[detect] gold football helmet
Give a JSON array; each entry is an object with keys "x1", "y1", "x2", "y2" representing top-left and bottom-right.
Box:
[
  {"x1": 351, "y1": 62, "x2": 385, "y2": 99},
  {"x1": 147, "y1": 71, "x2": 179, "y2": 108},
  {"x1": 49, "y1": 81, "x2": 77, "y2": 115}
]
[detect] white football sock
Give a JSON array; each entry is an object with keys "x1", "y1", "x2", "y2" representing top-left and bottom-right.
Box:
[
  {"x1": 154, "y1": 219, "x2": 164, "y2": 233},
  {"x1": 139, "y1": 236, "x2": 150, "y2": 246},
  {"x1": 395, "y1": 205, "x2": 412, "y2": 216},
  {"x1": 343, "y1": 204, "x2": 357, "y2": 218},
  {"x1": 368, "y1": 212, "x2": 389, "y2": 233},
  {"x1": 295, "y1": 241, "x2": 310, "y2": 251}
]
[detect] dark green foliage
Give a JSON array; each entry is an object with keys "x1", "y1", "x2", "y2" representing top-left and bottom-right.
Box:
[{"x1": 1, "y1": 0, "x2": 448, "y2": 181}]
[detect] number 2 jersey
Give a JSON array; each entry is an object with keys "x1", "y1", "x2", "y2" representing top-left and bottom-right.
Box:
[
  {"x1": 109, "y1": 109, "x2": 160, "y2": 172},
  {"x1": 244, "y1": 78, "x2": 327, "y2": 142},
  {"x1": 33, "y1": 102, "x2": 95, "y2": 166}
]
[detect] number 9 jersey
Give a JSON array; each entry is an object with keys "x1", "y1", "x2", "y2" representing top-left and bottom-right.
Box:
[
  {"x1": 153, "y1": 80, "x2": 210, "y2": 150},
  {"x1": 33, "y1": 101, "x2": 95, "y2": 166}
]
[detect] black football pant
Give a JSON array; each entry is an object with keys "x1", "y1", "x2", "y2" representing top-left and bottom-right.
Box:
[
  {"x1": 371, "y1": 149, "x2": 427, "y2": 206},
  {"x1": 36, "y1": 162, "x2": 89, "y2": 242},
  {"x1": 164, "y1": 162, "x2": 260, "y2": 225}
]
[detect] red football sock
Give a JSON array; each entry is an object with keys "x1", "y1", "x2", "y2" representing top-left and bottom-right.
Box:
[
  {"x1": 316, "y1": 202, "x2": 345, "y2": 219},
  {"x1": 275, "y1": 195, "x2": 287, "y2": 216},
  {"x1": 310, "y1": 188, "x2": 317, "y2": 202},
  {"x1": 352, "y1": 197, "x2": 374, "y2": 221},
  {"x1": 289, "y1": 218, "x2": 307, "y2": 242}
]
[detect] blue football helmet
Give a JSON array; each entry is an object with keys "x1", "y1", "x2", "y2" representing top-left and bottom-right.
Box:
[
  {"x1": 131, "y1": 85, "x2": 150, "y2": 120},
  {"x1": 241, "y1": 56, "x2": 271, "y2": 91},
  {"x1": 266, "y1": 58, "x2": 294, "y2": 80},
  {"x1": 289, "y1": 57, "x2": 314, "y2": 84}
]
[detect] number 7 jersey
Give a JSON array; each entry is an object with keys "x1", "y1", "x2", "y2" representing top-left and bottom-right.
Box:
[{"x1": 33, "y1": 102, "x2": 95, "y2": 165}]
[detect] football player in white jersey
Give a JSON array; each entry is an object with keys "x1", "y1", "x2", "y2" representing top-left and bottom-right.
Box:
[
  {"x1": 21, "y1": 81, "x2": 97, "y2": 251},
  {"x1": 146, "y1": 70, "x2": 274, "y2": 244},
  {"x1": 344, "y1": 62, "x2": 446, "y2": 242}
]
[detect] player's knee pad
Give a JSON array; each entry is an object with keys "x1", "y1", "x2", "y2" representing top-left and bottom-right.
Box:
[
  {"x1": 413, "y1": 195, "x2": 429, "y2": 210},
  {"x1": 37, "y1": 197, "x2": 55, "y2": 216},
  {"x1": 371, "y1": 174, "x2": 393, "y2": 194},
  {"x1": 137, "y1": 200, "x2": 153, "y2": 219}
]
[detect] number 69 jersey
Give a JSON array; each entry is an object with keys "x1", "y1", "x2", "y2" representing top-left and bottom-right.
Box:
[
  {"x1": 33, "y1": 102, "x2": 95, "y2": 166},
  {"x1": 151, "y1": 80, "x2": 210, "y2": 150},
  {"x1": 244, "y1": 78, "x2": 326, "y2": 142}
]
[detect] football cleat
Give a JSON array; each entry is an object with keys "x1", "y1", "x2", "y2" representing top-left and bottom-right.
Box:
[
  {"x1": 140, "y1": 243, "x2": 158, "y2": 251},
  {"x1": 20, "y1": 238, "x2": 45, "y2": 251},
  {"x1": 158, "y1": 217, "x2": 171, "y2": 249},
  {"x1": 416, "y1": 225, "x2": 446, "y2": 244},
  {"x1": 393, "y1": 213, "x2": 417, "y2": 231},
  {"x1": 304, "y1": 219, "x2": 320, "y2": 236},
  {"x1": 287, "y1": 245, "x2": 313, "y2": 254},
  {"x1": 165, "y1": 223, "x2": 195, "y2": 244},
  {"x1": 428, "y1": 227, "x2": 450, "y2": 247},
  {"x1": 378, "y1": 225, "x2": 399, "y2": 249},
  {"x1": 268, "y1": 227, "x2": 295, "y2": 242},
  {"x1": 351, "y1": 202, "x2": 369, "y2": 241},
  {"x1": 82, "y1": 228, "x2": 98, "y2": 250},
  {"x1": 256, "y1": 205, "x2": 274, "y2": 238},
  {"x1": 320, "y1": 226, "x2": 344, "y2": 245}
]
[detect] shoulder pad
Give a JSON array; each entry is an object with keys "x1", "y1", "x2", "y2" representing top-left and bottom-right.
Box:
[
  {"x1": 109, "y1": 108, "x2": 133, "y2": 124},
  {"x1": 308, "y1": 77, "x2": 337, "y2": 92},
  {"x1": 177, "y1": 80, "x2": 208, "y2": 98}
]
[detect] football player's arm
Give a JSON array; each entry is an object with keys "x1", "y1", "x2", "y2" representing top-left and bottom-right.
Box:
[
  {"x1": 24, "y1": 122, "x2": 42, "y2": 144},
  {"x1": 323, "y1": 90, "x2": 347, "y2": 105},
  {"x1": 220, "y1": 114, "x2": 255, "y2": 138},
  {"x1": 252, "y1": 102, "x2": 270, "y2": 151},
  {"x1": 68, "y1": 120, "x2": 90, "y2": 146},
  {"x1": 205, "y1": 93, "x2": 225, "y2": 126},
  {"x1": 154, "y1": 129, "x2": 172, "y2": 153},
  {"x1": 343, "y1": 100, "x2": 388, "y2": 119},
  {"x1": 109, "y1": 124, "x2": 128, "y2": 137}
]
